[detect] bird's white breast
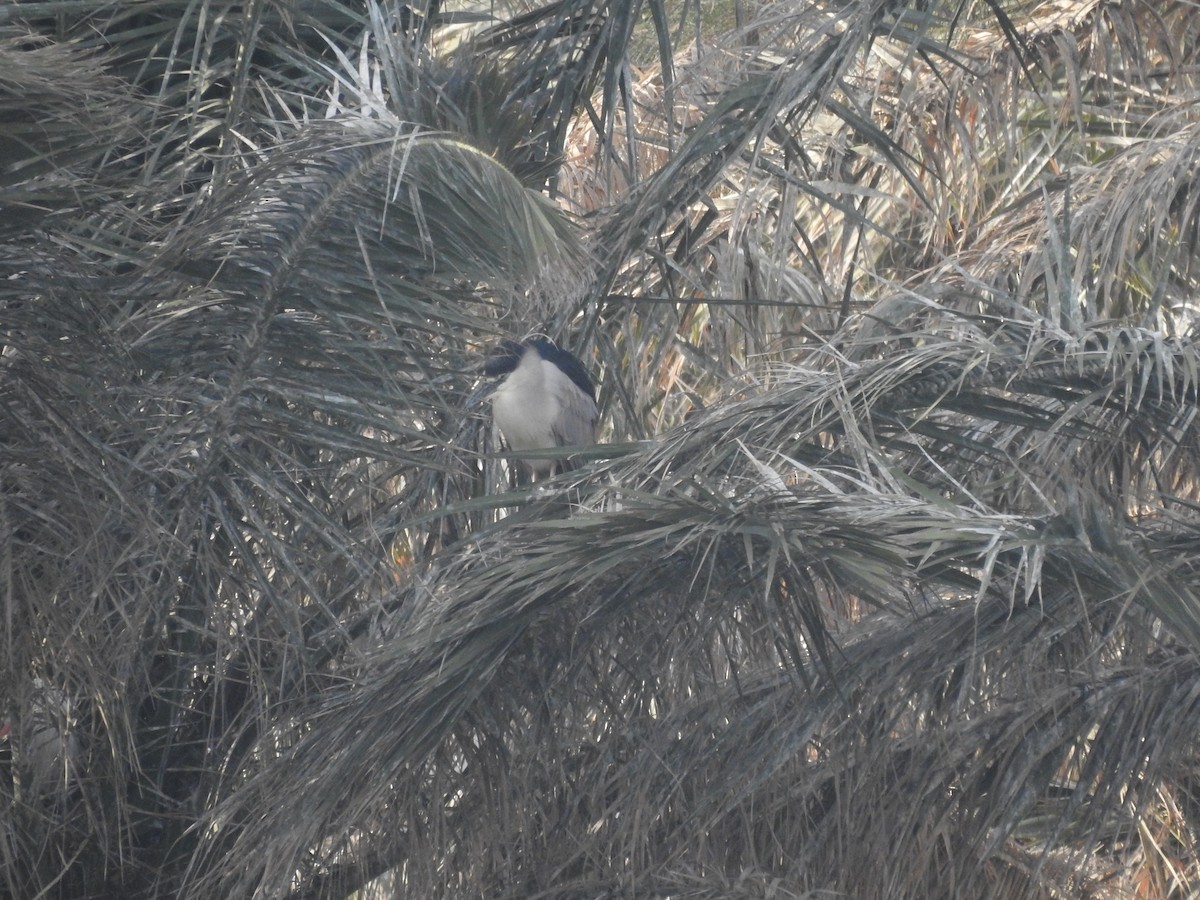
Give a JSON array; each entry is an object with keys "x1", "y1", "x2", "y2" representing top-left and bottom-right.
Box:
[{"x1": 491, "y1": 351, "x2": 561, "y2": 452}]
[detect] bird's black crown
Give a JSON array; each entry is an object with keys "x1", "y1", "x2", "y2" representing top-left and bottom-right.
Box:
[{"x1": 482, "y1": 339, "x2": 526, "y2": 377}]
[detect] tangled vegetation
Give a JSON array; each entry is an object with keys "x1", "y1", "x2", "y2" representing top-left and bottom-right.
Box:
[{"x1": 1, "y1": 0, "x2": 1199, "y2": 896}]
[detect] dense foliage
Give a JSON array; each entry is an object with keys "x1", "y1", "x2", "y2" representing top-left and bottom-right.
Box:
[{"x1": 2, "y1": 0, "x2": 1199, "y2": 896}]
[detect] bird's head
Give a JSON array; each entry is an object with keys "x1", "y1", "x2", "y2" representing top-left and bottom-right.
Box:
[{"x1": 481, "y1": 339, "x2": 528, "y2": 378}]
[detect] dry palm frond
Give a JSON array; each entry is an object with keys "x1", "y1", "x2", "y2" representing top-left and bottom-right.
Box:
[
  {"x1": 1, "y1": 73, "x2": 585, "y2": 898},
  {"x1": 4, "y1": 0, "x2": 1200, "y2": 897},
  {"x1": 186, "y1": 311, "x2": 1200, "y2": 898}
]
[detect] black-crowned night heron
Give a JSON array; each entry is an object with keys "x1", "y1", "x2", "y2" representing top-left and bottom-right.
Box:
[{"x1": 483, "y1": 337, "x2": 598, "y2": 476}]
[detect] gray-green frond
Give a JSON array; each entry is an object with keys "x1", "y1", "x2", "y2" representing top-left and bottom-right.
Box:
[
  {"x1": 4, "y1": 0, "x2": 1200, "y2": 897},
  {"x1": 187, "y1": 312, "x2": 1200, "y2": 897}
]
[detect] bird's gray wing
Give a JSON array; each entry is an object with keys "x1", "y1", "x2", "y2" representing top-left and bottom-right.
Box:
[{"x1": 547, "y1": 366, "x2": 599, "y2": 449}]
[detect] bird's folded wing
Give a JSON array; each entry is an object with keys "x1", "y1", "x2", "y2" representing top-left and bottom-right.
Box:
[{"x1": 547, "y1": 364, "x2": 599, "y2": 448}]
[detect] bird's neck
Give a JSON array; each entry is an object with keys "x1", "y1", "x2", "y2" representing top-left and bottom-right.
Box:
[{"x1": 496, "y1": 349, "x2": 543, "y2": 395}]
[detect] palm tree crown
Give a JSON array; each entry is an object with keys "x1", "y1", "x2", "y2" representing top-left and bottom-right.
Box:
[{"x1": 2, "y1": 0, "x2": 1199, "y2": 897}]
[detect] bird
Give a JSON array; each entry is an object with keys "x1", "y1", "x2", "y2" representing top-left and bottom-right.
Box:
[{"x1": 482, "y1": 336, "x2": 598, "y2": 477}]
